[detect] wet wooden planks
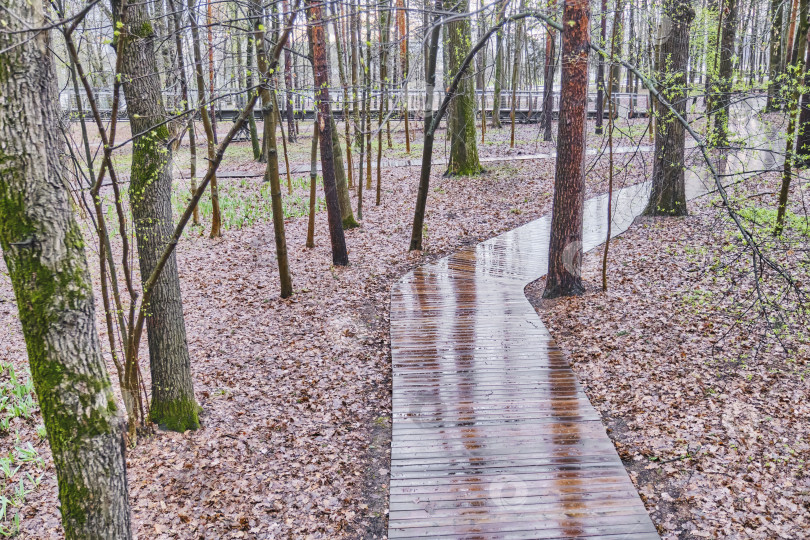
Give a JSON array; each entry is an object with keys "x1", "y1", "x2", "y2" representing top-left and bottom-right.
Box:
[{"x1": 388, "y1": 184, "x2": 659, "y2": 538}]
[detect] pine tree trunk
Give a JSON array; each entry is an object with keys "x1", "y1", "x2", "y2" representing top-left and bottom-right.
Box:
[
  {"x1": 0, "y1": 3, "x2": 132, "y2": 536},
  {"x1": 115, "y1": 0, "x2": 200, "y2": 432},
  {"x1": 308, "y1": 0, "x2": 350, "y2": 265},
  {"x1": 306, "y1": 20, "x2": 358, "y2": 227},
  {"x1": 543, "y1": 0, "x2": 590, "y2": 299},
  {"x1": 445, "y1": 0, "x2": 482, "y2": 175},
  {"x1": 644, "y1": 0, "x2": 695, "y2": 216}
]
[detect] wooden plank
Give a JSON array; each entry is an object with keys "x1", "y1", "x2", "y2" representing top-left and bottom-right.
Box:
[{"x1": 389, "y1": 182, "x2": 659, "y2": 537}]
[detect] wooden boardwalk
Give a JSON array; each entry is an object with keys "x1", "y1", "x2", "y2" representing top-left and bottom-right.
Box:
[{"x1": 388, "y1": 181, "x2": 663, "y2": 539}]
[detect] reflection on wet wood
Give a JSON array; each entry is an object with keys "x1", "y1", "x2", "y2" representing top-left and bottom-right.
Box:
[{"x1": 388, "y1": 182, "x2": 660, "y2": 538}]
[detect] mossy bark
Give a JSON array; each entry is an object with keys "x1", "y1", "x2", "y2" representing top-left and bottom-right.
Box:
[
  {"x1": 445, "y1": 0, "x2": 482, "y2": 176},
  {"x1": 491, "y1": 0, "x2": 507, "y2": 128},
  {"x1": 644, "y1": 0, "x2": 694, "y2": 216},
  {"x1": 711, "y1": 0, "x2": 739, "y2": 146},
  {"x1": 114, "y1": 0, "x2": 199, "y2": 432},
  {"x1": 0, "y1": 3, "x2": 131, "y2": 536},
  {"x1": 330, "y1": 117, "x2": 359, "y2": 229}
]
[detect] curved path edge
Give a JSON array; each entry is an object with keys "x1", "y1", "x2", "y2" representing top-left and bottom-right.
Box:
[{"x1": 388, "y1": 179, "x2": 665, "y2": 539}]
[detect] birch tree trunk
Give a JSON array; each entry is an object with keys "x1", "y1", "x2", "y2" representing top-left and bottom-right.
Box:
[{"x1": 0, "y1": 2, "x2": 132, "y2": 536}]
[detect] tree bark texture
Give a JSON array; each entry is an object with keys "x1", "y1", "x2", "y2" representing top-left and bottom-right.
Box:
[
  {"x1": 644, "y1": 0, "x2": 695, "y2": 216},
  {"x1": 543, "y1": 0, "x2": 590, "y2": 299},
  {"x1": 445, "y1": 0, "x2": 482, "y2": 176},
  {"x1": 766, "y1": 0, "x2": 785, "y2": 110},
  {"x1": 307, "y1": 0, "x2": 349, "y2": 265},
  {"x1": 712, "y1": 0, "x2": 738, "y2": 146},
  {"x1": 114, "y1": 0, "x2": 200, "y2": 432},
  {"x1": 492, "y1": 0, "x2": 508, "y2": 128},
  {"x1": 0, "y1": 3, "x2": 132, "y2": 536}
]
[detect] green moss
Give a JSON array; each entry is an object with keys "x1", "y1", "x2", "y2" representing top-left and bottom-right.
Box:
[
  {"x1": 0, "y1": 164, "x2": 117, "y2": 470},
  {"x1": 342, "y1": 216, "x2": 359, "y2": 229},
  {"x1": 130, "y1": 125, "x2": 170, "y2": 204},
  {"x1": 58, "y1": 473, "x2": 91, "y2": 528},
  {"x1": 130, "y1": 20, "x2": 154, "y2": 38},
  {"x1": 150, "y1": 397, "x2": 200, "y2": 432}
]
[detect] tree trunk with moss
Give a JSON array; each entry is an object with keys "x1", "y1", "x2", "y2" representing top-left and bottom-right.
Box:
[
  {"x1": 113, "y1": 0, "x2": 200, "y2": 432},
  {"x1": 302, "y1": 20, "x2": 357, "y2": 228},
  {"x1": 491, "y1": 0, "x2": 507, "y2": 128},
  {"x1": 644, "y1": 0, "x2": 694, "y2": 216},
  {"x1": 330, "y1": 117, "x2": 359, "y2": 228},
  {"x1": 711, "y1": 0, "x2": 738, "y2": 146},
  {"x1": 766, "y1": 0, "x2": 785, "y2": 111},
  {"x1": 445, "y1": 0, "x2": 482, "y2": 176},
  {"x1": 0, "y1": 3, "x2": 132, "y2": 536}
]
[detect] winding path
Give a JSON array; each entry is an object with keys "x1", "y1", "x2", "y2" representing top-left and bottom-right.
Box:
[
  {"x1": 388, "y1": 181, "x2": 661, "y2": 539},
  {"x1": 387, "y1": 98, "x2": 768, "y2": 538}
]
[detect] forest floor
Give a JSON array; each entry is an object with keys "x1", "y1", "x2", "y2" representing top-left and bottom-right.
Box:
[
  {"x1": 2, "y1": 117, "x2": 806, "y2": 539},
  {"x1": 526, "y1": 168, "x2": 810, "y2": 538},
  {"x1": 2, "y1": 120, "x2": 652, "y2": 538}
]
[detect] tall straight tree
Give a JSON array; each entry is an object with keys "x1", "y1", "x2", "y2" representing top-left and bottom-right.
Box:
[
  {"x1": 252, "y1": 0, "x2": 294, "y2": 297},
  {"x1": 283, "y1": 0, "x2": 298, "y2": 141},
  {"x1": 113, "y1": 0, "x2": 200, "y2": 431},
  {"x1": 445, "y1": 0, "x2": 482, "y2": 175},
  {"x1": 492, "y1": 0, "x2": 508, "y2": 128},
  {"x1": 766, "y1": 0, "x2": 785, "y2": 110},
  {"x1": 187, "y1": 0, "x2": 222, "y2": 236},
  {"x1": 543, "y1": 0, "x2": 590, "y2": 298},
  {"x1": 307, "y1": 0, "x2": 350, "y2": 265},
  {"x1": 644, "y1": 0, "x2": 695, "y2": 215},
  {"x1": 510, "y1": 0, "x2": 527, "y2": 147},
  {"x1": 711, "y1": 0, "x2": 738, "y2": 146},
  {"x1": 397, "y1": 0, "x2": 412, "y2": 152},
  {"x1": 595, "y1": 0, "x2": 607, "y2": 134},
  {"x1": 0, "y1": 2, "x2": 132, "y2": 537},
  {"x1": 410, "y1": 0, "x2": 443, "y2": 250},
  {"x1": 541, "y1": 0, "x2": 558, "y2": 141}
]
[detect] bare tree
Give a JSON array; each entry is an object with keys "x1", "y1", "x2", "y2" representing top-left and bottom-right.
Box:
[
  {"x1": 113, "y1": 0, "x2": 200, "y2": 431},
  {"x1": 0, "y1": 2, "x2": 131, "y2": 536}
]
